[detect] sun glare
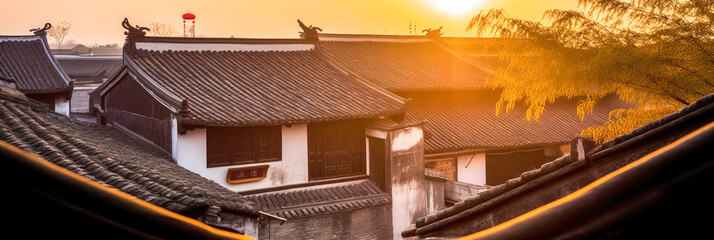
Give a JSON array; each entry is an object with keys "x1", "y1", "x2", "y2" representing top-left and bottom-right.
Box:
[{"x1": 427, "y1": 0, "x2": 484, "y2": 16}]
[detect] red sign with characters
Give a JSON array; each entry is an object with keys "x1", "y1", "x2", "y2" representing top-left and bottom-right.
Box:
[{"x1": 226, "y1": 165, "x2": 270, "y2": 184}]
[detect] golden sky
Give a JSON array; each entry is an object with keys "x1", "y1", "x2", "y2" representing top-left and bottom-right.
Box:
[{"x1": 2, "y1": 0, "x2": 577, "y2": 45}]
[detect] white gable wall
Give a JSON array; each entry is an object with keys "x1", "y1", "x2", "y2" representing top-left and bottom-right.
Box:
[
  {"x1": 54, "y1": 94, "x2": 70, "y2": 116},
  {"x1": 175, "y1": 124, "x2": 309, "y2": 192},
  {"x1": 456, "y1": 153, "x2": 486, "y2": 186}
]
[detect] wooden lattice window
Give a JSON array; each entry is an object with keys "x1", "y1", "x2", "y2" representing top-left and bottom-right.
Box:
[
  {"x1": 207, "y1": 126, "x2": 281, "y2": 168},
  {"x1": 308, "y1": 120, "x2": 366, "y2": 181}
]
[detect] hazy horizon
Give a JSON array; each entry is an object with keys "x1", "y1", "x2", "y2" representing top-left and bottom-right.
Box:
[{"x1": 3, "y1": 0, "x2": 577, "y2": 45}]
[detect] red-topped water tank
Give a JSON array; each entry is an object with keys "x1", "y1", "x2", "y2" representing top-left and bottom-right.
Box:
[
  {"x1": 182, "y1": 12, "x2": 196, "y2": 20},
  {"x1": 183, "y1": 12, "x2": 196, "y2": 37}
]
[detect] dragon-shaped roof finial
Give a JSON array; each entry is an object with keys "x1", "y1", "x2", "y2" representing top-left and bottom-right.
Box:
[
  {"x1": 422, "y1": 26, "x2": 443, "y2": 39},
  {"x1": 30, "y1": 23, "x2": 52, "y2": 36},
  {"x1": 298, "y1": 19, "x2": 323, "y2": 40},
  {"x1": 122, "y1": 18, "x2": 150, "y2": 37}
]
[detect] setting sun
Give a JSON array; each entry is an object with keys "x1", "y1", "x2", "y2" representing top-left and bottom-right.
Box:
[{"x1": 426, "y1": 0, "x2": 485, "y2": 15}]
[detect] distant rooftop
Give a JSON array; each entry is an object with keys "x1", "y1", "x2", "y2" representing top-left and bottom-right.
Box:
[
  {"x1": 0, "y1": 34, "x2": 72, "y2": 94},
  {"x1": 92, "y1": 26, "x2": 407, "y2": 126},
  {"x1": 317, "y1": 33, "x2": 493, "y2": 92}
]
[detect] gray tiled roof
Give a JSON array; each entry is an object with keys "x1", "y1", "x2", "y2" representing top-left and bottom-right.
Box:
[
  {"x1": 0, "y1": 36, "x2": 72, "y2": 94},
  {"x1": 245, "y1": 180, "x2": 391, "y2": 219},
  {"x1": 318, "y1": 34, "x2": 490, "y2": 92},
  {"x1": 0, "y1": 86, "x2": 259, "y2": 216},
  {"x1": 402, "y1": 93, "x2": 714, "y2": 238},
  {"x1": 398, "y1": 91, "x2": 625, "y2": 153},
  {"x1": 118, "y1": 37, "x2": 406, "y2": 127},
  {"x1": 55, "y1": 55, "x2": 123, "y2": 79}
]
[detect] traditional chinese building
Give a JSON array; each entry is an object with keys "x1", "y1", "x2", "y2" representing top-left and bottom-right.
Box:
[
  {"x1": 0, "y1": 23, "x2": 73, "y2": 116},
  {"x1": 402, "y1": 93, "x2": 714, "y2": 239},
  {"x1": 55, "y1": 55, "x2": 122, "y2": 120},
  {"x1": 0, "y1": 85, "x2": 262, "y2": 238},
  {"x1": 313, "y1": 30, "x2": 624, "y2": 190},
  {"x1": 90, "y1": 19, "x2": 421, "y2": 239}
]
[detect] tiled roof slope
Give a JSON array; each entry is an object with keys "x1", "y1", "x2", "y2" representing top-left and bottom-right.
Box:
[
  {"x1": 0, "y1": 36, "x2": 72, "y2": 94},
  {"x1": 317, "y1": 34, "x2": 490, "y2": 92},
  {"x1": 442, "y1": 37, "x2": 502, "y2": 56},
  {"x1": 402, "y1": 93, "x2": 714, "y2": 238},
  {"x1": 123, "y1": 40, "x2": 405, "y2": 126},
  {"x1": 55, "y1": 55, "x2": 123, "y2": 79},
  {"x1": 396, "y1": 91, "x2": 624, "y2": 153},
  {"x1": 0, "y1": 86, "x2": 259, "y2": 216},
  {"x1": 244, "y1": 180, "x2": 391, "y2": 220}
]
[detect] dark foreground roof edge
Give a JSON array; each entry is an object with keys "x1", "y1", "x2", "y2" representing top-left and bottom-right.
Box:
[
  {"x1": 0, "y1": 140, "x2": 252, "y2": 240},
  {"x1": 403, "y1": 93, "x2": 714, "y2": 237},
  {"x1": 460, "y1": 120, "x2": 714, "y2": 240}
]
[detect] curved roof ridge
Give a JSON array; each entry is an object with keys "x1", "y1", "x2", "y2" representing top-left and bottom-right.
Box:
[
  {"x1": 129, "y1": 35, "x2": 319, "y2": 53},
  {"x1": 318, "y1": 32, "x2": 431, "y2": 43},
  {"x1": 0, "y1": 33, "x2": 72, "y2": 94},
  {"x1": 103, "y1": 44, "x2": 405, "y2": 126}
]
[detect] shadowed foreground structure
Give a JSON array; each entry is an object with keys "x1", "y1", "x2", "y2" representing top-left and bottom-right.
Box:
[
  {"x1": 0, "y1": 86, "x2": 262, "y2": 238},
  {"x1": 403, "y1": 94, "x2": 714, "y2": 239},
  {"x1": 465, "y1": 120, "x2": 714, "y2": 239}
]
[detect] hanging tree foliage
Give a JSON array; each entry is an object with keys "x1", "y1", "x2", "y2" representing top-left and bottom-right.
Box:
[{"x1": 468, "y1": 0, "x2": 714, "y2": 143}]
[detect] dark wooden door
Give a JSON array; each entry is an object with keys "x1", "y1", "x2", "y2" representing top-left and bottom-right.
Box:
[
  {"x1": 308, "y1": 120, "x2": 366, "y2": 181},
  {"x1": 486, "y1": 148, "x2": 547, "y2": 185},
  {"x1": 368, "y1": 137, "x2": 387, "y2": 192}
]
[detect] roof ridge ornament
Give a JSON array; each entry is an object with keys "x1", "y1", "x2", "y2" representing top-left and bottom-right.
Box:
[
  {"x1": 30, "y1": 23, "x2": 52, "y2": 36},
  {"x1": 122, "y1": 18, "x2": 150, "y2": 37},
  {"x1": 297, "y1": 19, "x2": 322, "y2": 40},
  {"x1": 422, "y1": 26, "x2": 443, "y2": 39},
  {"x1": 122, "y1": 18, "x2": 150, "y2": 53}
]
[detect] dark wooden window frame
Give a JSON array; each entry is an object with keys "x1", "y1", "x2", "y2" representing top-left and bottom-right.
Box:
[
  {"x1": 485, "y1": 148, "x2": 546, "y2": 186},
  {"x1": 308, "y1": 120, "x2": 366, "y2": 181},
  {"x1": 207, "y1": 126, "x2": 281, "y2": 168}
]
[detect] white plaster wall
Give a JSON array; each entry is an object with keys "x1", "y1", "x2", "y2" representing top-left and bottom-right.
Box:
[
  {"x1": 70, "y1": 90, "x2": 90, "y2": 113},
  {"x1": 171, "y1": 117, "x2": 178, "y2": 159},
  {"x1": 457, "y1": 153, "x2": 486, "y2": 185},
  {"x1": 389, "y1": 126, "x2": 426, "y2": 240},
  {"x1": 426, "y1": 181, "x2": 438, "y2": 215},
  {"x1": 54, "y1": 95, "x2": 70, "y2": 116},
  {"x1": 176, "y1": 124, "x2": 309, "y2": 192}
]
